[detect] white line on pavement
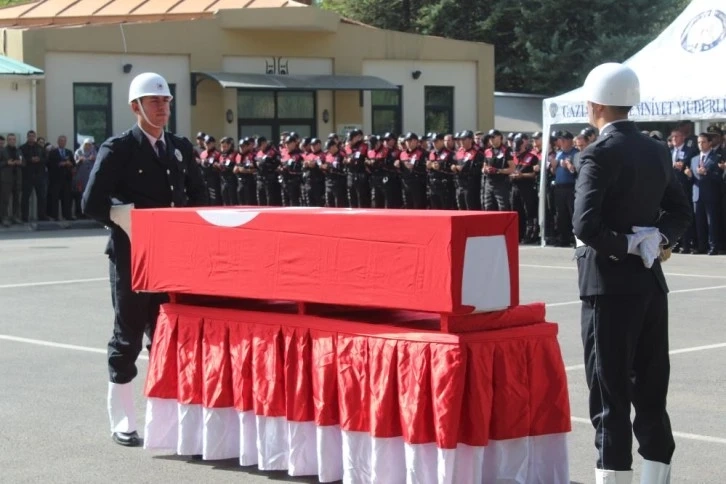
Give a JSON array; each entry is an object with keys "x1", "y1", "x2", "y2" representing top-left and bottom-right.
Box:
[
  {"x1": 0, "y1": 277, "x2": 107, "y2": 289},
  {"x1": 545, "y1": 284, "x2": 726, "y2": 308},
  {"x1": 571, "y1": 416, "x2": 726, "y2": 445},
  {"x1": 564, "y1": 342, "x2": 726, "y2": 371},
  {"x1": 0, "y1": 334, "x2": 148, "y2": 360},
  {"x1": 522, "y1": 264, "x2": 726, "y2": 280}
]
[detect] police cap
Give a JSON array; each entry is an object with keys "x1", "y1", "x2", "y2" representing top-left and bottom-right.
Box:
[
  {"x1": 707, "y1": 125, "x2": 724, "y2": 136},
  {"x1": 328, "y1": 132, "x2": 339, "y2": 140},
  {"x1": 507, "y1": 132, "x2": 516, "y2": 140},
  {"x1": 460, "y1": 130, "x2": 475, "y2": 139},
  {"x1": 204, "y1": 135, "x2": 216, "y2": 143},
  {"x1": 514, "y1": 133, "x2": 524, "y2": 141},
  {"x1": 324, "y1": 139, "x2": 337, "y2": 150},
  {"x1": 284, "y1": 135, "x2": 297, "y2": 145},
  {"x1": 558, "y1": 131, "x2": 574, "y2": 140},
  {"x1": 368, "y1": 135, "x2": 379, "y2": 146},
  {"x1": 404, "y1": 132, "x2": 419, "y2": 141},
  {"x1": 239, "y1": 137, "x2": 251, "y2": 146},
  {"x1": 256, "y1": 136, "x2": 267, "y2": 146},
  {"x1": 383, "y1": 132, "x2": 396, "y2": 141},
  {"x1": 487, "y1": 129, "x2": 502, "y2": 138},
  {"x1": 220, "y1": 136, "x2": 234, "y2": 145},
  {"x1": 196, "y1": 132, "x2": 206, "y2": 140},
  {"x1": 649, "y1": 130, "x2": 664, "y2": 141},
  {"x1": 551, "y1": 130, "x2": 563, "y2": 138},
  {"x1": 532, "y1": 131, "x2": 543, "y2": 139},
  {"x1": 311, "y1": 138, "x2": 322, "y2": 146},
  {"x1": 430, "y1": 133, "x2": 445, "y2": 141}
]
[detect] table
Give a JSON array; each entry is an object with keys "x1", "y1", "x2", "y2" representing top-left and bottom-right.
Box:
[{"x1": 143, "y1": 302, "x2": 571, "y2": 484}]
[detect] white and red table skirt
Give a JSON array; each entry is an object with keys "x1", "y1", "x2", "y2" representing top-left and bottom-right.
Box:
[{"x1": 143, "y1": 302, "x2": 571, "y2": 483}]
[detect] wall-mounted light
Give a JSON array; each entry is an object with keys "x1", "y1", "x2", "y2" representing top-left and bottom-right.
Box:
[
  {"x1": 226, "y1": 109, "x2": 234, "y2": 124},
  {"x1": 122, "y1": 63, "x2": 133, "y2": 74},
  {"x1": 322, "y1": 109, "x2": 330, "y2": 124},
  {"x1": 411, "y1": 70, "x2": 422, "y2": 80}
]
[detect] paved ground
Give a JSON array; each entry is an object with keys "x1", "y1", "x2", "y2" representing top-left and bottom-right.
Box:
[{"x1": 0, "y1": 228, "x2": 724, "y2": 483}]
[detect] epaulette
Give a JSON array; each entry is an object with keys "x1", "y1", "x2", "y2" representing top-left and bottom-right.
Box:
[{"x1": 591, "y1": 132, "x2": 614, "y2": 148}]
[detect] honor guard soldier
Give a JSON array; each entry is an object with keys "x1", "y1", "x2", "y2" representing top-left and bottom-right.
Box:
[
  {"x1": 451, "y1": 130, "x2": 483, "y2": 210},
  {"x1": 482, "y1": 129, "x2": 515, "y2": 211},
  {"x1": 321, "y1": 139, "x2": 348, "y2": 207},
  {"x1": 81, "y1": 72, "x2": 208, "y2": 447},
  {"x1": 572, "y1": 63, "x2": 692, "y2": 484},
  {"x1": 510, "y1": 133, "x2": 539, "y2": 242},
  {"x1": 344, "y1": 129, "x2": 370, "y2": 208},
  {"x1": 199, "y1": 135, "x2": 222, "y2": 206},
  {"x1": 426, "y1": 133, "x2": 454, "y2": 209},
  {"x1": 302, "y1": 138, "x2": 326, "y2": 207},
  {"x1": 218, "y1": 137, "x2": 238, "y2": 206},
  {"x1": 254, "y1": 137, "x2": 280, "y2": 206},
  {"x1": 398, "y1": 132, "x2": 428, "y2": 209},
  {"x1": 234, "y1": 138, "x2": 257, "y2": 205}
]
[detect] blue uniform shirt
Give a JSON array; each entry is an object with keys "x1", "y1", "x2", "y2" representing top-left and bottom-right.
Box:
[{"x1": 555, "y1": 148, "x2": 579, "y2": 185}]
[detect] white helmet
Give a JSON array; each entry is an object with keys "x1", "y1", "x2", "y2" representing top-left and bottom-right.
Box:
[
  {"x1": 128, "y1": 72, "x2": 173, "y2": 104},
  {"x1": 583, "y1": 63, "x2": 640, "y2": 106}
]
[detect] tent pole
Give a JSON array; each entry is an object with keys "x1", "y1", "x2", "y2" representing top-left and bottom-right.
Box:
[{"x1": 539, "y1": 107, "x2": 550, "y2": 248}]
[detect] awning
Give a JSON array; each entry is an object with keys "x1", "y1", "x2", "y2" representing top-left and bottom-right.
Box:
[{"x1": 193, "y1": 71, "x2": 399, "y2": 91}]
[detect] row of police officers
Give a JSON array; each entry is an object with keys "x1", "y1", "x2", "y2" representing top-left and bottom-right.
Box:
[{"x1": 191, "y1": 128, "x2": 544, "y2": 243}]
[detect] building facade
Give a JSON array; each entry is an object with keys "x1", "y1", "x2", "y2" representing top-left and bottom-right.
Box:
[{"x1": 0, "y1": 0, "x2": 494, "y2": 147}]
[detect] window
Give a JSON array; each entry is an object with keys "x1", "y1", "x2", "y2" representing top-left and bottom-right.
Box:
[
  {"x1": 237, "y1": 90, "x2": 316, "y2": 143},
  {"x1": 167, "y1": 83, "x2": 177, "y2": 134},
  {"x1": 73, "y1": 83, "x2": 112, "y2": 149},
  {"x1": 371, "y1": 88, "x2": 402, "y2": 135},
  {"x1": 424, "y1": 86, "x2": 454, "y2": 134}
]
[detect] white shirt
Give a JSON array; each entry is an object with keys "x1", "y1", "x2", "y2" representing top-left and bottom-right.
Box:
[
  {"x1": 672, "y1": 144, "x2": 684, "y2": 163},
  {"x1": 138, "y1": 124, "x2": 165, "y2": 156}
]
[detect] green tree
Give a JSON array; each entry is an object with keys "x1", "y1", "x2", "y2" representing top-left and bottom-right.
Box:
[{"x1": 321, "y1": 0, "x2": 690, "y2": 95}]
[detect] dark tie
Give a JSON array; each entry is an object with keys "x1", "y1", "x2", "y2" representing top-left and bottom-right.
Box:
[{"x1": 156, "y1": 139, "x2": 166, "y2": 160}]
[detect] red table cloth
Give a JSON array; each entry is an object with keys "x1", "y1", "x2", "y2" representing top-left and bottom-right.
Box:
[
  {"x1": 130, "y1": 207, "x2": 520, "y2": 315},
  {"x1": 143, "y1": 303, "x2": 571, "y2": 483}
]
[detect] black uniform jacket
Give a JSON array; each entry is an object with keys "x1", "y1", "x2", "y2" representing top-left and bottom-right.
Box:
[
  {"x1": 573, "y1": 121, "x2": 692, "y2": 296},
  {"x1": 82, "y1": 125, "x2": 208, "y2": 260}
]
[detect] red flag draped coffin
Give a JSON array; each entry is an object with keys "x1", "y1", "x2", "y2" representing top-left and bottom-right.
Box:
[
  {"x1": 143, "y1": 304, "x2": 571, "y2": 483},
  {"x1": 130, "y1": 207, "x2": 519, "y2": 315}
]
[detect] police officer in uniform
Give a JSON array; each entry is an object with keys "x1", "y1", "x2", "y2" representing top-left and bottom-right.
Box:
[
  {"x1": 482, "y1": 129, "x2": 515, "y2": 211},
  {"x1": 255, "y1": 137, "x2": 280, "y2": 206},
  {"x1": 451, "y1": 130, "x2": 483, "y2": 210},
  {"x1": 572, "y1": 63, "x2": 691, "y2": 484},
  {"x1": 82, "y1": 73, "x2": 208, "y2": 447},
  {"x1": 280, "y1": 136, "x2": 304, "y2": 206},
  {"x1": 426, "y1": 133, "x2": 454, "y2": 209},
  {"x1": 234, "y1": 138, "x2": 257, "y2": 205},
  {"x1": 322, "y1": 139, "x2": 347, "y2": 207},
  {"x1": 399, "y1": 132, "x2": 428, "y2": 209},
  {"x1": 218, "y1": 137, "x2": 238, "y2": 206},
  {"x1": 379, "y1": 133, "x2": 403, "y2": 208},
  {"x1": 199, "y1": 135, "x2": 221, "y2": 206},
  {"x1": 302, "y1": 138, "x2": 326, "y2": 207},
  {"x1": 344, "y1": 129, "x2": 370, "y2": 208},
  {"x1": 510, "y1": 133, "x2": 539, "y2": 242}
]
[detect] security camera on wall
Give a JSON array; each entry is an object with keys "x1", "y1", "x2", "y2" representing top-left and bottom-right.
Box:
[
  {"x1": 122, "y1": 63, "x2": 133, "y2": 74},
  {"x1": 411, "y1": 70, "x2": 422, "y2": 80}
]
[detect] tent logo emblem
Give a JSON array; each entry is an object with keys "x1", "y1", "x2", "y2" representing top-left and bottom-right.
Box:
[
  {"x1": 549, "y1": 103, "x2": 558, "y2": 118},
  {"x1": 681, "y1": 9, "x2": 726, "y2": 53}
]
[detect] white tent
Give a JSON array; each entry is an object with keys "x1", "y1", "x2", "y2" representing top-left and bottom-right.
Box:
[{"x1": 538, "y1": 0, "x2": 726, "y2": 244}]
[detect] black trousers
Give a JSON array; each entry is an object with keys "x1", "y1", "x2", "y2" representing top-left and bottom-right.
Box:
[
  {"x1": 262, "y1": 179, "x2": 281, "y2": 206},
  {"x1": 347, "y1": 173, "x2": 370, "y2": 208},
  {"x1": 511, "y1": 182, "x2": 538, "y2": 240},
  {"x1": 305, "y1": 181, "x2": 326, "y2": 207},
  {"x1": 694, "y1": 198, "x2": 720, "y2": 252},
  {"x1": 48, "y1": 176, "x2": 73, "y2": 220},
  {"x1": 402, "y1": 177, "x2": 427, "y2": 209},
  {"x1": 455, "y1": 184, "x2": 481, "y2": 211},
  {"x1": 220, "y1": 179, "x2": 239, "y2": 206},
  {"x1": 21, "y1": 172, "x2": 47, "y2": 221},
  {"x1": 581, "y1": 290, "x2": 675, "y2": 471},
  {"x1": 483, "y1": 178, "x2": 511, "y2": 211},
  {"x1": 369, "y1": 175, "x2": 386, "y2": 208},
  {"x1": 554, "y1": 184, "x2": 575, "y2": 244},
  {"x1": 237, "y1": 178, "x2": 257, "y2": 205},
  {"x1": 381, "y1": 175, "x2": 403, "y2": 209},
  {"x1": 282, "y1": 180, "x2": 302, "y2": 206},
  {"x1": 325, "y1": 179, "x2": 348, "y2": 207},
  {"x1": 428, "y1": 180, "x2": 450, "y2": 209},
  {"x1": 108, "y1": 256, "x2": 168, "y2": 384}
]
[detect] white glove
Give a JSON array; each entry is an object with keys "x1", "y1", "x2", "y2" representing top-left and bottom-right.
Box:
[
  {"x1": 625, "y1": 226, "x2": 658, "y2": 256},
  {"x1": 627, "y1": 226, "x2": 666, "y2": 269}
]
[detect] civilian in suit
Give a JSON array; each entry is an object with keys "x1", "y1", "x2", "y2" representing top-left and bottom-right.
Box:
[
  {"x1": 573, "y1": 63, "x2": 692, "y2": 484},
  {"x1": 669, "y1": 129, "x2": 698, "y2": 252},
  {"x1": 47, "y1": 135, "x2": 75, "y2": 221},
  {"x1": 690, "y1": 133, "x2": 723, "y2": 255}
]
